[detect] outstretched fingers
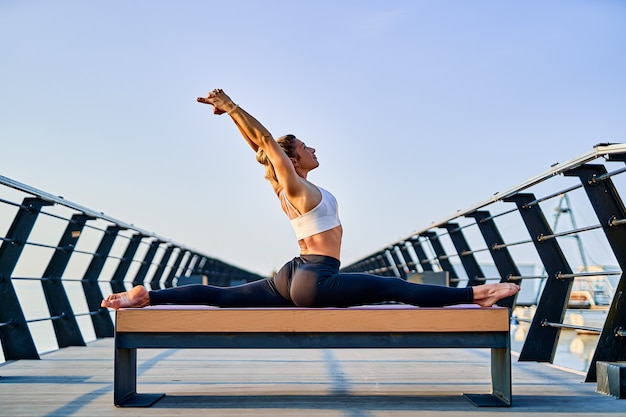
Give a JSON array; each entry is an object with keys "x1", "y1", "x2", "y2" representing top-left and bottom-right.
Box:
[{"x1": 197, "y1": 89, "x2": 234, "y2": 114}]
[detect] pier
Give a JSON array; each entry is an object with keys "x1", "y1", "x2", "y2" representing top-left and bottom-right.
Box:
[
  {"x1": 2, "y1": 144, "x2": 626, "y2": 415},
  {"x1": 2, "y1": 339, "x2": 624, "y2": 416}
]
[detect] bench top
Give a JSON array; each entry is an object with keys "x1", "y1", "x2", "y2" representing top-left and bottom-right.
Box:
[{"x1": 115, "y1": 305, "x2": 510, "y2": 333}]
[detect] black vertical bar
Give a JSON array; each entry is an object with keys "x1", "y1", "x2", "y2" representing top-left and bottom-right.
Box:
[
  {"x1": 164, "y1": 249, "x2": 187, "y2": 288},
  {"x1": 564, "y1": 163, "x2": 626, "y2": 382},
  {"x1": 350, "y1": 257, "x2": 373, "y2": 274},
  {"x1": 149, "y1": 245, "x2": 174, "y2": 290},
  {"x1": 389, "y1": 246, "x2": 407, "y2": 279},
  {"x1": 489, "y1": 343, "x2": 512, "y2": 406},
  {"x1": 114, "y1": 333, "x2": 164, "y2": 406},
  {"x1": 423, "y1": 231, "x2": 460, "y2": 286},
  {"x1": 114, "y1": 331, "x2": 137, "y2": 405},
  {"x1": 81, "y1": 225, "x2": 120, "y2": 338},
  {"x1": 202, "y1": 258, "x2": 217, "y2": 285},
  {"x1": 504, "y1": 193, "x2": 574, "y2": 363},
  {"x1": 0, "y1": 198, "x2": 52, "y2": 360},
  {"x1": 361, "y1": 256, "x2": 376, "y2": 274},
  {"x1": 467, "y1": 210, "x2": 521, "y2": 308},
  {"x1": 366, "y1": 253, "x2": 382, "y2": 276},
  {"x1": 193, "y1": 256, "x2": 208, "y2": 275},
  {"x1": 376, "y1": 252, "x2": 394, "y2": 277},
  {"x1": 188, "y1": 253, "x2": 203, "y2": 276},
  {"x1": 398, "y1": 243, "x2": 418, "y2": 273},
  {"x1": 40, "y1": 213, "x2": 91, "y2": 347},
  {"x1": 442, "y1": 223, "x2": 485, "y2": 286},
  {"x1": 110, "y1": 233, "x2": 145, "y2": 293},
  {"x1": 408, "y1": 237, "x2": 434, "y2": 271},
  {"x1": 132, "y1": 240, "x2": 161, "y2": 287},
  {"x1": 180, "y1": 252, "x2": 196, "y2": 278},
  {"x1": 367, "y1": 257, "x2": 379, "y2": 274},
  {"x1": 356, "y1": 257, "x2": 374, "y2": 274}
]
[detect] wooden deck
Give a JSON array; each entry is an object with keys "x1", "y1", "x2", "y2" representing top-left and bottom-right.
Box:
[{"x1": 0, "y1": 338, "x2": 622, "y2": 417}]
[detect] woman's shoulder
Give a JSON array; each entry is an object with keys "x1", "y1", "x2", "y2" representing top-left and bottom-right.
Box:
[
  {"x1": 276, "y1": 178, "x2": 318, "y2": 196},
  {"x1": 276, "y1": 180, "x2": 323, "y2": 214}
]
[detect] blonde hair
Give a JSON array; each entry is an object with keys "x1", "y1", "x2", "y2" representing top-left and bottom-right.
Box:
[{"x1": 256, "y1": 134, "x2": 299, "y2": 186}]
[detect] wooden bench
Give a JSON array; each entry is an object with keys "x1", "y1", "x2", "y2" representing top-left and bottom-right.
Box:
[{"x1": 114, "y1": 305, "x2": 512, "y2": 407}]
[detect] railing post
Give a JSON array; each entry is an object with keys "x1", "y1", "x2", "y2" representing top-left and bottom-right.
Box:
[
  {"x1": 504, "y1": 193, "x2": 574, "y2": 363},
  {"x1": 164, "y1": 248, "x2": 187, "y2": 288},
  {"x1": 189, "y1": 253, "x2": 204, "y2": 276},
  {"x1": 442, "y1": 223, "x2": 485, "y2": 286},
  {"x1": 564, "y1": 163, "x2": 626, "y2": 382},
  {"x1": 131, "y1": 239, "x2": 161, "y2": 287},
  {"x1": 110, "y1": 233, "x2": 145, "y2": 293},
  {"x1": 376, "y1": 251, "x2": 394, "y2": 276},
  {"x1": 81, "y1": 225, "x2": 120, "y2": 338},
  {"x1": 193, "y1": 256, "x2": 208, "y2": 275},
  {"x1": 355, "y1": 257, "x2": 375, "y2": 274},
  {"x1": 398, "y1": 243, "x2": 418, "y2": 274},
  {"x1": 149, "y1": 244, "x2": 174, "y2": 290},
  {"x1": 180, "y1": 252, "x2": 197, "y2": 278},
  {"x1": 40, "y1": 213, "x2": 92, "y2": 348},
  {"x1": 389, "y1": 246, "x2": 407, "y2": 279},
  {"x1": 467, "y1": 211, "x2": 522, "y2": 308},
  {"x1": 344, "y1": 256, "x2": 376, "y2": 274},
  {"x1": 366, "y1": 257, "x2": 380, "y2": 274},
  {"x1": 0, "y1": 197, "x2": 52, "y2": 360},
  {"x1": 200, "y1": 257, "x2": 215, "y2": 284},
  {"x1": 422, "y1": 231, "x2": 460, "y2": 286},
  {"x1": 407, "y1": 237, "x2": 434, "y2": 271}
]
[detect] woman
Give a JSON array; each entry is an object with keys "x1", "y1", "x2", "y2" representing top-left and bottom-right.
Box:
[{"x1": 101, "y1": 89, "x2": 519, "y2": 310}]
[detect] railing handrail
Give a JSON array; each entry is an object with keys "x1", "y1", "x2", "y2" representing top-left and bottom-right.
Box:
[
  {"x1": 412, "y1": 142, "x2": 626, "y2": 238},
  {"x1": 342, "y1": 142, "x2": 626, "y2": 383},
  {"x1": 0, "y1": 174, "x2": 194, "y2": 253},
  {"x1": 0, "y1": 173, "x2": 265, "y2": 363},
  {"x1": 3, "y1": 143, "x2": 625, "y2": 384}
]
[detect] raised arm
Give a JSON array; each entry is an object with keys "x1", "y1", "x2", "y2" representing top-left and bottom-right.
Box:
[
  {"x1": 197, "y1": 89, "x2": 268, "y2": 152},
  {"x1": 197, "y1": 89, "x2": 301, "y2": 194}
]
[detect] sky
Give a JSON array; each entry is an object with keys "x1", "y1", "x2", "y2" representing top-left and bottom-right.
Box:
[{"x1": 1, "y1": 0, "x2": 625, "y2": 277}]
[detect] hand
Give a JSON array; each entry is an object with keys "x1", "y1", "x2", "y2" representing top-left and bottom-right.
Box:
[{"x1": 197, "y1": 88, "x2": 237, "y2": 115}]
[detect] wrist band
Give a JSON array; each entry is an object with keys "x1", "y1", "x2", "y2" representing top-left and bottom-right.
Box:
[{"x1": 227, "y1": 104, "x2": 239, "y2": 114}]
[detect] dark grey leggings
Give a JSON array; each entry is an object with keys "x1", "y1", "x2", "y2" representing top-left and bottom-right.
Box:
[{"x1": 149, "y1": 254, "x2": 474, "y2": 308}]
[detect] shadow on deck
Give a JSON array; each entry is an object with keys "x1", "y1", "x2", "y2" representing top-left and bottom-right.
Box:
[{"x1": 0, "y1": 338, "x2": 623, "y2": 417}]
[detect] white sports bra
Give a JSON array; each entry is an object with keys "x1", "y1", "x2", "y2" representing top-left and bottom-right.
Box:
[{"x1": 279, "y1": 186, "x2": 341, "y2": 240}]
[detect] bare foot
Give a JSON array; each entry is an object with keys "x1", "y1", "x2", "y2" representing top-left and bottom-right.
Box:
[
  {"x1": 473, "y1": 283, "x2": 520, "y2": 307},
  {"x1": 101, "y1": 285, "x2": 150, "y2": 310}
]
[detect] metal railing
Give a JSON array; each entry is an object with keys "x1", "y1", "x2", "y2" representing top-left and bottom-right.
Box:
[
  {"x1": 3, "y1": 144, "x2": 626, "y2": 384},
  {"x1": 0, "y1": 175, "x2": 263, "y2": 362},
  {"x1": 342, "y1": 143, "x2": 626, "y2": 382}
]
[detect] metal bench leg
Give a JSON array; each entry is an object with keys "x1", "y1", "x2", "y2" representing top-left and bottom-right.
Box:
[
  {"x1": 464, "y1": 345, "x2": 512, "y2": 407},
  {"x1": 114, "y1": 346, "x2": 164, "y2": 407}
]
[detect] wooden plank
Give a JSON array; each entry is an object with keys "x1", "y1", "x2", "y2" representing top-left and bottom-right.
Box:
[
  {"x1": 116, "y1": 306, "x2": 509, "y2": 333},
  {"x1": 3, "y1": 338, "x2": 625, "y2": 416}
]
